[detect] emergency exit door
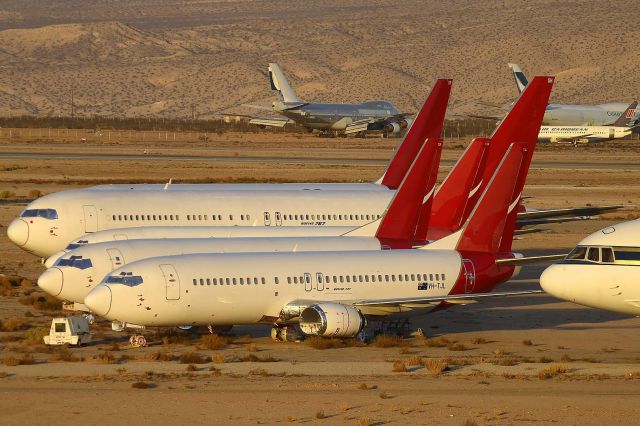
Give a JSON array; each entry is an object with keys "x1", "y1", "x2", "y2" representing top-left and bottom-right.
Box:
[
  {"x1": 82, "y1": 205, "x2": 98, "y2": 233},
  {"x1": 160, "y1": 264, "x2": 180, "y2": 300}
]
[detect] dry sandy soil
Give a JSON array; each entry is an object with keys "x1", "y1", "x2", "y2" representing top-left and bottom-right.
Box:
[
  {"x1": 0, "y1": 0, "x2": 639, "y2": 118},
  {"x1": 0, "y1": 134, "x2": 639, "y2": 424}
]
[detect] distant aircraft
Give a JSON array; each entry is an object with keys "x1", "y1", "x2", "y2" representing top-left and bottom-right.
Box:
[
  {"x1": 245, "y1": 63, "x2": 413, "y2": 136},
  {"x1": 540, "y1": 218, "x2": 640, "y2": 315},
  {"x1": 538, "y1": 101, "x2": 639, "y2": 144},
  {"x1": 509, "y1": 63, "x2": 640, "y2": 126}
]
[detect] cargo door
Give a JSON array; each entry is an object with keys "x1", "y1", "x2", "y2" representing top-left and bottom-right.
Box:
[
  {"x1": 82, "y1": 205, "x2": 98, "y2": 233},
  {"x1": 462, "y1": 259, "x2": 476, "y2": 293},
  {"x1": 106, "y1": 248, "x2": 125, "y2": 270},
  {"x1": 160, "y1": 264, "x2": 180, "y2": 300}
]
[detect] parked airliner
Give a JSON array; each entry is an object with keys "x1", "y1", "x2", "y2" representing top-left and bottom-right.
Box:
[
  {"x1": 39, "y1": 136, "x2": 443, "y2": 305},
  {"x1": 85, "y1": 113, "x2": 550, "y2": 342},
  {"x1": 6, "y1": 80, "x2": 452, "y2": 258},
  {"x1": 540, "y1": 219, "x2": 640, "y2": 315}
]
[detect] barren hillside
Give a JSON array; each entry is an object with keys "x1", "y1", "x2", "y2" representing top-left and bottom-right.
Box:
[{"x1": 0, "y1": 0, "x2": 637, "y2": 118}]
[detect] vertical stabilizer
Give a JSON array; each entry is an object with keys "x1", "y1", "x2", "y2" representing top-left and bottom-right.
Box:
[
  {"x1": 379, "y1": 79, "x2": 452, "y2": 189},
  {"x1": 508, "y1": 63, "x2": 528, "y2": 94},
  {"x1": 612, "y1": 101, "x2": 638, "y2": 127},
  {"x1": 268, "y1": 63, "x2": 302, "y2": 103}
]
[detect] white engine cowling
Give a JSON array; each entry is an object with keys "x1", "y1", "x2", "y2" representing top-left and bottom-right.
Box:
[{"x1": 299, "y1": 303, "x2": 366, "y2": 338}]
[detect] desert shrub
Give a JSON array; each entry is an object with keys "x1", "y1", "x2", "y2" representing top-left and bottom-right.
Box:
[
  {"x1": 240, "y1": 354, "x2": 279, "y2": 362},
  {"x1": 0, "y1": 190, "x2": 16, "y2": 198},
  {"x1": 392, "y1": 360, "x2": 407, "y2": 372},
  {"x1": 248, "y1": 368, "x2": 270, "y2": 376},
  {"x1": 94, "y1": 352, "x2": 117, "y2": 364},
  {"x1": 19, "y1": 292, "x2": 62, "y2": 311},
  {"x1": 23, "y1": 327, "x2": 49, "y2": 344},
  {"x1": 28, "y1": 189, "x2": 42, "y2": 199},
  {"x1": 372, "y1": 335, "x2": 408, "y2": 348},
  {"x1": 144, "y1": 351, "x2": 175, "y2": 362},
  {"x1": 315, "y1": 410, "x2": 326, "y2": 419},
  {"x1": 131, "y1": 381, "x2": 154, "y2": 389},
  {"x1": 0, "y1": 275, "x2": 25, "y2": 296},
  {"x1": 186, "y1": 364, "x2": 197, "y2": 372},
  {"x1": 52, "y1": 347, "x2": 82, "y2": 362},
  {"x1": 447, "y1": 343, "x2": 468, "y2": 351},
  {"x1": 472, "y1": 337, "x2": 487, "y2": 344},
  {"x1": 522, "y1": 339, "x2": 533, "y2": 346},
  {"x1": 359, "y1": 418, "x2": 374, "y2": 426},
  {"x1": 538, "y1": 356, "x2": 553, "y2": 363},
  {"x1": 538, "y1": 364, "x2": 568, "y2": 380},
  {"x1": 212, "y1": 353, "x2": 225, "y2": 364},
  {"x1": 2, "y1": 317, "x2": 27, "y2": 332},
  {"x1": 305, "y1": 336, "x2": 344, "y2": 350},
  {"x1": 423, "y1": 358, "x2": 449, "y2": 377},
  {"x1": 357, "y1": 383, "x2": 377, "y2": 390},
  {"x1": 2, "y1": 354, "x2": 35, "y2": 366},
  {"x1": 245, "y1": 343, "x2": 257, "y2": 352},
  {"x1": 179, "y1": 352, "x2": 211, "y2": 364},
  {"x1": 496, "y1": 357, "x2": 518, "y2": 366},
  {"x1": 200, "y1": 334, "x2": 230, "y2": 350},
  {"x1": 421, "y1": 337, "x2": 450, "y2": 347}
]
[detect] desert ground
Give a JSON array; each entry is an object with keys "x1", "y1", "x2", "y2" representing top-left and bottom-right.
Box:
[
  {"x1": 0, "y1": 133, "x2": 639, "y2": 425},
  {"x1": 1, "y1": 0, "x2": 640, "y2": 118}
]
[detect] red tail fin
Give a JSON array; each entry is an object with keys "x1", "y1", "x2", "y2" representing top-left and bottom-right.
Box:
[
  {"x1": 456, "y1": 143, "x2": 527, "y2": 253},
  {"x1": 380, "y1": 79, "x2": 451, "y2": 189},
  {"x1": 424, "y1": 137, "x2": 491, "y2": 241},
  {"x1": 375, "y1": 138, "x2": 443, "y2": 246}
]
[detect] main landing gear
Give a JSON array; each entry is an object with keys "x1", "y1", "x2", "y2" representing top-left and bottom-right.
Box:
[{"x1": 270, "y1": 324, "x2": 302, "y2": 342}]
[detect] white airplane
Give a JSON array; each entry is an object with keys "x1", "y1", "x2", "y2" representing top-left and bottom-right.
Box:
[
  {"x1": 540, "y1": 219, "x2": 640, "y2": 315},
  {"x1": 38, "y1": 136, "x2": 444, "y2": 305},
  {"x1": 6, "y1": 80, "x2": 453, "y2": 258},
  {"x1": 538, "y1": 101, "x2": 638, "y2": 144},
  {"x1": 84, "y1": 99, "x2": 551, "y2": 342}
]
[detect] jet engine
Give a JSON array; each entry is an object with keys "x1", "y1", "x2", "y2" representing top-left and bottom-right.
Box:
[
  {"x1": 383, "y1": 118, "x2": 412, "y2": 134},
  {"x1": 299, "y1": 302, "x2": 366, "y2": 338}
]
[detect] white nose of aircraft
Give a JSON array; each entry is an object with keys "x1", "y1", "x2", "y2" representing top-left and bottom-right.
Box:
[
  {"x1": 84, "y1": 285, "x2": 112, "y2": 317},
  {"x1": 7, "y1": 219, "x2": 29, "y2": 246},
  {"x1": 38, "y1": 267, "x2": 64, "y2": 297},
  {"x1": 539, "y1": 264, "x2": 568, "y2": 301}
]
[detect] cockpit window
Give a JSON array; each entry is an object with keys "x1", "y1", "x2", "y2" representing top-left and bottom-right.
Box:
[
  {"x1": 21, "y1": 208, "x2": 58, "y2": 220},
  {"x1": 105, "y1": 272, "x2": 143, "y2": 287},
  {"x1": 586, "y1": 247, "x2": 600, "y2": 262},
  {"x1": 566, "y1": 246, "x2": 587, "y2": 260},
  {"x1": 55, "y1": 255, "x2": 92, "y2": 270},
  {"x1": 65, "y1": 240, "x2": 89, "y2": 250},
  {"x1": 601, "y1": 248, "x2": 614, "y2": 263}
]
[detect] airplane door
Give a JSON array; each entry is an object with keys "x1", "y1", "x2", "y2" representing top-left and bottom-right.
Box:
[
  {"x1": 304, "y1": 273, "x2": 312, "y2": 292},
  {"x1": 82, "y1": 205, "x2": 98, "y2": 233},
  {"x1": 316, "y1": 273, "x2": 325, "y2": 291},
  {"x1": 275, "y1": 212, "x2": 282, "y2": 226},
  {"x1": 462, "y1": 259, "x2": 476, "y2": 293},
  {"x1": 263, "y1": 212, "x2": 271, "y2": 226},
  {"x1": 160, "y1": 264, "x2": 180, "y2": 300},
  {"x1": 106, "y1": 248, "x2": 125, "y2": 270}
]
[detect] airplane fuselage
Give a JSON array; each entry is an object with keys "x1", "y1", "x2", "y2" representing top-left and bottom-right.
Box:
[
  {"x1": 277, "y1": 101, "x2": 401, "y2": 131},
  {"x1": 543, "y1": 103, "x2": 639, "y2": 126},
  {"x1": 538, "y1": 125, "x2": 632, "y2": 144}
]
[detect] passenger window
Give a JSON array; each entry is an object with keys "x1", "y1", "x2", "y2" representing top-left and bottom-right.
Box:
[
  {"x1": 339, "y1": 276, "x2": 344, "y2": 283},
  {"x1": 193, "y1": 279, "x2": 197, "y2": 286},
  {"x1": 398, "y1": 275, "x2": 403, "y2": 282},
  {"x1": 240, "y1": 278, "x2": 244, "y2": 285},
  {"x1": 199, "y1": 279, "x2": 204, "y2": 286},
  {"x1": 345, "y1": 276, "x2": 350, "y2": 283},
  {"x1": 587, "y1": 247, "x2": 600, "y2": 262},
  {"x1": 435, "y1": 274, "x2": 440, "y2": 281},
  {"x1": 566, "y1": 246, "x2": 587, "y2": 260},
  {"x1": 212, "y1": 278, "x2": 217, "y2": 285},
  {"x1": 274, "y1": 277, "x2": 279, "y2": 285},
  {"x1": 293, "y1": 277, "x2": 298, "y2": 284},
  {"x1": 225, "y1": 278, "x2": 230, "y2": 285},
  {"x1": 206, "y1": 278, "x2": 211, "y2": 286},
  {"x1": 411, "y1": 274, "x2": 415, "y2": 281}
]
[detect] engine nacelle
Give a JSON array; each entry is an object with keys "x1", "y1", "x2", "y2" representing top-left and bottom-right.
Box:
[
  {"x1": 299, "y1": 303, "x2": 366, "y2": 338},
  {"x1": 383, "y1": 118, "x2": 412, "y2": 134}
]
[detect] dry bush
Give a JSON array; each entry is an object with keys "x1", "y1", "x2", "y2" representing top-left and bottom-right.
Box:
[
  {"x1": 94, "y1": 352, "x2": 117, "y2": 364},
  {"x1": 2, "y1": 354, "x2": 35, "y2": 366},
  {"x1": 404, "y1": 356, "x2": 423, "y2": 366},
  {"x1": 2, "y1": 317, "x2": 27, "y2": 332},
  {"x1": 315, "y1": 410, "x2": 326, "y2": 419},
  {"x1": 421, "y1": 337, "x2": 450, "y2": 347},
  {"x1": 245, "y1": 343, "x2": 257, "y2": 352},
  {"x1": 0, "y1": 275, "x2": 26, "y2": 296},
  {"x1": 305, "y1": 336, "x2": 344, "y2": 350},
  {"x1": 522, "y1": 339, "x2": 533, "y2": 346},
  {"x1": 461, "y1": 419, "x2": 478, "y2": 426},
  {"x1": 212, "y1": 353, "x2": 225, "y2": 364},
  {"x1": 538, "y1": 364, "x2": 568, "y2": 380},
  {"x1": 23, "y1": 327, "x2": 49, "y2": 345},
  {"x1": 378, "y1": 391, "x2": 391, "y2": 399},
  {"x1": 560, "y1": 354, "x2": 574, "y2": 362},
  {"x1": 423, "y1": 358, "x2": 449, "y2": 376},
  {"x1": 472, "y1": 337, "x2": 487, "y2": 344},
  {"x1": 359, "y1": 418, "x2": 374, "y2": 426},
  {"x1": 248, "y1": 368, "x2": 270, "y2": 376},
  {"x1": 240, "y1": 354, "x2": 279, "y2": 363},
  {"x1": 200, "y1": 334, "x2": 231, "y2": 350},
  {"x1": 448, "y1": 343, "x2": 468, "y2": 352},
  {"x1": 392, "y1": 360, "x2": 407, "y2": 372},
  {"x1": 19, "y1": 292, "x2": 62, "y2": 311},
  {"x1": 186, "y1": 364, "x2": 197, "y2": 372},
  {"x1": 372, "y1": 335, "x2": 408, "y2": 348},
  {"x1": 493, "y1": 348, "x2": 505, "y2": 356},
  {"x1": 144, "y1": 351, "x2": 175, "y2": 362},
  {"x1": 28, "y1": 189, "x2": 42, "y2": 198},
  {"x1": 131, "y1": 381, "x2": 154, "y2": 389},
  {"x1": 0, "y1": 190, "x2": 16, "y2": 198},
  {"x1": 179, "y1": 352, "x2": 211, "y2": 364},
  {"x1": 496, "y1": 357, "x2": 518, "y2": 366},
  {"x1": 0, "y1": 372, "x2": 10, "y2": 378},
  {"x1": 156, "y1": 330, "x2": 192, "y2": 346},
  {"x1": 52, "y1": 347, "x2": 82, "y2": 362},
  {"x1": 538, "y1": 356, "x2": 553, "y2": 363},
  {"x1": 109, "y1": 342, "x2": 120, "y2": 351},
  {"x1": 357, "y1": 383, "x2": 377, "y2": 390}
]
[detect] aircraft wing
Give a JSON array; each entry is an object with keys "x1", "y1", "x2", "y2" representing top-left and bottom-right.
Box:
[
  {"x1": 353, "y1": 290, "x2": 542, "y2": 308},
  {"x1": 552, "y1": 133, "x2": 595, "y2": 143},
  {"x1": 518, "y1": 205, "x2": 625, "y2": 221},
  {"x1": 248, "y1": 117, "x2": 291, "y2": 128}
]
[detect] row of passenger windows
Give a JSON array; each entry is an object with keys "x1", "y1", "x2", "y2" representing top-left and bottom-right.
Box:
[
  {"x1": 192, "y1": 273, "x2": 445, "y2": 287},
  {"x1": 564, "y1": 246, "x2": 640, "y2": 263},
  {"x1": 109, "y1": 213, "x2": 382, "y2": 223}
]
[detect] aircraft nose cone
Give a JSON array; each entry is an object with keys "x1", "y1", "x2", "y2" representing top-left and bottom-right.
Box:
[
  {"x1": 38, "y1": 267, "x2": 64, "y2": 297},
  {"x1": 7, "y1": 219, "x2": 28, "y2": 246},
  {"x1": 85, "y1": 285, "x2": 112, "y2": 317},
  {"x1": 539, "y1": 265, "x2": 566, "y2": 300}
]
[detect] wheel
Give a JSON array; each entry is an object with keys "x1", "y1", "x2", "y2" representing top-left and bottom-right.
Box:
[
  {"x1": 136, "y1": 335, "x2": 147, "y2": 347},
  {"x1": 270, "y1": 326, "x2": 282, "y2": 342}
]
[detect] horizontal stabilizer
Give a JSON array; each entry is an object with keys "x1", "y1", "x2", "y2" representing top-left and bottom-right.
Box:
[
  {"x1": 249, "y1": 117, "x2": 290, "y2": 127},
  {"x1": 495, "y1": 254, "x2": 566, "y2": 266}
]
